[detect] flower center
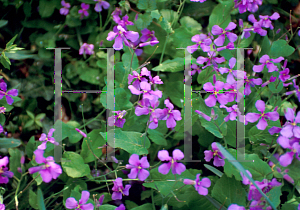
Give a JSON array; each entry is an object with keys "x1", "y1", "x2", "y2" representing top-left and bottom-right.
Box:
[
  {"x1": 77, "y1": 204, "x2": 81, "y2": 209},
  {"x1": 198, "y1": 41, "x2": 202, "y2": 44},
  {"x1": 213, "y1": 150, "x2": 218, "y2": 156},
  {"x1": 261, "y1": 113, "x2": 265, "y2": 117},
  {"x1": 213, "y1": 91, "x2": 218, "y2": 95},
  {"x1": 137, "y1": 75, "x2": 142, "y2": 80},
  {"x1": 138, "y1": 166, "x2": 142, "y2": 169},
  {"x1": 0, "y1": 167, "x2": 3, "y2": 173},
  {"x1": 291, "y1": 122, "x2": 296, "y2": 126},
  {"x1": 264, "y1": 18, "x2": 268, "y2": 20},
  {"x1": 45, "y1": 163, "x2": 50, "y2": 169},
  {"x1": 171, "y1": 158, "x2": 175, "y2": 164}
]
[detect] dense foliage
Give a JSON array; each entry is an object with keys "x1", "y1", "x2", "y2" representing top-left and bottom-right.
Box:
[{"x1": 1, "y1": 0, "x2": 300, "y2": 209}]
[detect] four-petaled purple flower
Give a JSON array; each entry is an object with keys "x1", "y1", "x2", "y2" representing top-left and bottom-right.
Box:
[
  {"x1": 78, "y1": 3, "x2": 90, "y2": 19},
  {"x1": 234, "y1": 0, "x2": 262, "y2": 14},
  {"x1": 157, "y1": 149, "x2": 186, "y2": 175},
  {"x1": 0, "y1": 81, "x2": 18, "y2": 105},
  {"x1": 79, "y1": 43, "x2": 94, "y2": 55},
  {"x1": 187, "y1": 34, "x2": 212, "y2": 53},
  {"x1": 160, "y1": 99, "x2": 182, "y2": 129},
  {"x1": 204, "y1": 142, "x2": 225, "y2": 167},
  {"x1": 38, "y1": 128, "x2": 59, "y2": 150},
  {"x1": 219, "y1": 57, "x2": 239, "y2": 84},
  {"x1": 28, "y1": 149, "x2": 62, "y2": 183},
  {"x1": 108, "y1": 110, "x2": 127, "y2": 128},
  {"x1": 189, "y1": 64, "x2": 202, "y2": 76},
  {"x1": 259, "y1": 12, "x2": 280, "y2": 29},
  {"x1": 253, "y1": 55, "x2": 284, "y2": 73},
  {"x1": 107, "y1": 25, "x2": 139, "y2": 50},
  {"x1": 125, "y1": 154, "x2": 150, "y2": 181},
  {"x1": 220, "y1": 104, "x2": 243, "y2": 122},
  {"x1": 60, "y1": 0, "x2": 71, "y2": 15},
  {"x1": 196, "y1": 51, "x2": 225, "y2": 70},
  {"x1": 183, "y1": 174, "x2": 211, "y2": 195},
  {"x1": 211, "y1": 22, "x2": 237, "y2": 46},
  {"x1": 245, "y1": 100, "x2": 279, "y2": 130},
  {"x1": 65, "y1": 191, "x2": 94, "y2": 210},
  {"x1": 140, "y1": 28, "x2": 158, "y2": 45},
  {"x1": 128, "y1": 81, "x2": 162, "y2": 101},
  {"x1": 0, "y1": 156, "x2": 14, "y2": 184},
  {"x1": 280, "y1": 108, "x2": 300, "y2": 138},
  {"x1": 203, "y1": 75, "x2": 229, "y2": 107},
  {"x1": 244, "y1": 75, "x2": 262, "y2": 95},
  {"x1": 279, "y1": 59, "x2": 290, "y2": 82},
  {"x1": 94, "y1": 0, "x2": 110, "y2": 12},
  {"x1": 111, "y1": 178, "x2": 131, "y2": 200}
]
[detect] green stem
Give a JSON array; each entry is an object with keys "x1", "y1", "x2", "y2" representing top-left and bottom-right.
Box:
[{"x1": 78, "y1": 108, "x2": 106, "y2": 129}]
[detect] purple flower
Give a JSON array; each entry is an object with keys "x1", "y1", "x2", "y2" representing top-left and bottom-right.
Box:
[
  {"x1": 79, "y1": 43, "x2": 94, "y2": 55},
  {"x1": 107, "y1": 25, "x2": 139, "y2": 50},
  {"x1": 187, "y1": 34, "x2": 212, "y2": 53},
  {"x1": 190, "y1": 0, "x2": 206, "y2": 2},
  {"x1": 0, "y1": 156, "x2": 14, "y2": 184},
  {"x1": 244, "y1": 75, "x2": 262, "y2": 95},
  {"x1": 245, "y1": 100, "x2": 279, "y2": 130},
  {"x1": 253, "y1": 55, "x2": 284, "y2": 73},
  {"x1": 259, "y1": 12, "x2": 280, "y2": 30},
  {"x1": 125, "y1": 154, "x2": 150, "y2": 181},
  {"x1": 279, "y1": 60, "x2": 290, "y2": 82},
  {"x1": 0, "y1": 124, "x2": 3, "y2": 134},
  {"x1": 196, "y1": 51, "x2": 225, "y2": 70},
  {"x1": 228, "y1": 204, "x2": 246, "y2": 210},
  {"x1": 111, "y1": 178, "x2": 131, "y2": 200},
  {"x1": 0, "y1": 106, "x2": 6, "y2": 114},
  {"x1": 94, "y1": 0, "x2": 110, "y2": 12},
  {"x1": 298, "y1": 30, "x2": 300, "y2": 37},
  {"x1": 28, "y1": 149, "x2": 62, "y2": 183},
  {"x1": 211, "y1": 22, "x2": 237, "y2": 46},
  {"x1": 189, "y1": 64, "x2": 202, "y2": 76},
  {"x1": 38, "y1": 128, "x2": 59, "y2": 150},
  {"x1": 78, "y1": 3, "x2": 90, "y2": 19},
  {"x1": 113, "y1": 15, "x2": 134, "y2": 30},
  {"x1": 96, "y1": 195, "x2": 104, "y2": 207},
  {"x1": 128, "y1": 68, "x2": 149, "y2": 89},
  {"x1": 157, "y1": 149, "x2": 186, "y2": 175},
  {"x1": 183, "y1": 174, "x2": 211, "y2": 195},
  {"x1": 108, "y1": 110, "x2": 127, "y2": 128},
  {"x1": 60, "y1": 0, "x2": 70, "y2": 15},
  {"x1": 65, "y1": 191, "x2": 94, "y2": 210},
  {"x1": 220, "y1": 104, "x2": 243, "y2": 122},
  {"x1": 285, "y1": 79, "x2": 300, "y2": 102},
  {"x1": 115, "y1": 204, "x2": 126, "y2": 210},
  {"x1": 160, "y1": 99, "x2": 182, "y2": 129},
  {"x1": 112, "y1": 7, "x2": 122, "y2": 18},
  {"x1": 140, "y1": 28, "x2": 158, "y2": 44},
  {"x1": 203, "y1": 75, "x2": 229, "y2": 107},
  {"x1": 75, "y1": 128, "x2": 87, "y2": 138},
  {"x1": 204, "y1": 142, "x2": 225, "y2": 167},
  {"x1": 234, "y1": 0, "x2": 262, "y2": 14},
  {"x1": 128, "y1": 81, "x2": 162, "y2": 101},
  {"x1": 138, "y1": 40, "x2": 159, "y2": 47},
  {"x1": 240, "y1": 170, "x2": 252, "y2": 185},
  {"x1": 243, "y1": 17, "x2": 267, "y2": 38},
  {"x1": 219, "y1": 57, "x2": 239, "y2": 84},
  {"x1": 280, "y1": 108, "x2": 300, "y2": 138},
  {"x1": 216, "y1": 42, "x2": 234, "y2": 51},
  {"x1": 0, "y1": 82, "x2": 18, "y2": 105}
]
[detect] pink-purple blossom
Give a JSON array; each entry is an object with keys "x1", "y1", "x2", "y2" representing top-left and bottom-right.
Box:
[
  {"x1": 38, "y1": 128, "x2": 59, "y2": 150},
  {"x1": 115, "y1": 204, "x2": 126, "y2": 210},
  {"x1": 125, "y1": 154, "x2": 150, "y2": 181},
  {"x1": 94, "y1": 0, "x2": 110, "y2": 12},
  {"x1": 107, "y1": 25, "x2": 139, "y2": 50},
  {"x1": 196, "y1": 51, "x2": 225, "y2": 70},
  {"x1": 157, "y1": 149, "x2": 186, "y2": 175},
  {"x1": 280, "y1": 108, "x2": 300, "y2": 138},
  {"x1": 75, "y1": 128, "x2": 87, "y2": 138},
  {"x1": 65, "y1": 191, "x2": 94, "y2": 210},
  {"x1": 28, "y1": 149, "x2": 62, "y2": 183},
  {"x1": 228, "y1": 204, "x2": 246, "y2": 210},
  {"x1": 187, "y1": 34, "x2": 212, "y2": 53},
  {"x1": 60, "y1": 0, "x2": 70, "y2": 15},
  {"x1": 211, "y1": 22, "x2": 237, "y2": 46},
  {"x1": 277, "y1": 137, "x2": 300, "y2": 167},
  {"x1": 183, "y1": 174, "x2": 211, "y2": 195},
  {"x1": 0, "y1": 81, "x2": 18, "y2": 105},
  {"x1": 108, "y1": 110, "x2": 127, "y2": 128},
  {"x1": 160, "y1": 99, "x2": 182, "y2": 129},
  {"x1": 204, "y1": 142, "x2": 225, "y2": 167},
  {"x1": 0, "y1": 156, "x2": 14, "y2": 184},
  {"x1": 79, "y1": 43, "x2": 94, "y2": 55},
  {"x1": 140, "y1": 28, "x2": 158, "y2": 45},
  {"x1": 245, "y1": 100, "x2": 279, "y2": 130},
  {"x1": 220, "y1": 104, "x2": 244, "y2": 122},
  {"x1": 253, "y1": 55, "x2": 284, "y2": 73},
  {"x1": 78, "y1": 3, "x2": 90, "y2": 19},
  {"x1": 111, "y1": 178, "x2": 131, "y2": 200}
]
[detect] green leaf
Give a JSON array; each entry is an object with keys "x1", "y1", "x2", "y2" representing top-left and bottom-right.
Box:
[
  {"x1": 29, "y1": 190, "x2": 38, "y2": 209},
  {"x1": 39, "y1": 0, "x2": 56, "y2": 18},
  {"x1": 135, "y1": 13, "x2": 153, "y2": 30},
  {"x1": 122, "y1": 50, "x2": 139, "y2": 72},
  {"x1": 171, "y1": 26, "x2": 195, "y2": 48},
  {"x1": 147, "y1": 129, "x2": 167, "y2": 146},
  {"x1": 216, "y1": 143, "x2": 277, "y2": 210},
  {"x1": 119, "y1": 0, "x2": 131, "y2": 12},
  {"x1": 259, "y1": 35, "x2": 271, "y2": 57},
  {"x1": 80, "y1": 129, "x2": 106, "y2": 163},
  {"x1": 26, "y1": 110, "x2": 35, "y2": 119},
  {"x1": 204, "y1": 164, "x2": 223, "y2": 177},
  {"x1": 37, "y1": 188, "x2": 46, "y2": 210},
  {"x1": 54, "y1": 120, "x2": 83, "y2": 144},
  {"x1": 8, "y1": 148, "x2": 22, "y2": 178},
  {"x1": 150, "y1": 10, "x2": 161, "y2": 20},
  {"x1": 35, "y1": 113, "x2": 46, "y2": 121},
  {"x1": 100, "y1": 205, "x2": 118, "y2": 210},
  {"x1": 132, "y1": 203, "x2": 152, "y2": 210},
  {"x1": 249, "y1": 120, "x2": 280, "y2": 144},
  {"x1": 179, "y1": 16, "x2": 202, "y2": 31},
  {"x1": 0, "y1": 20, "x2": 8, "y2": 28},
  {"x1": 208, "y1": 1, "x2": 234, "y2": 31},
  {"x1": 224, "y1": 148, "x2": 273, "y2": 181},
  {"x1": 65, "y1": 14, "x2": 82, "y2": 27},
  {"x1": 6, "y1": 34, "x2": 18, "y2": 48},
  {"x1": 5, "y1": 51, "x2": 36, "y2": 60},
  {"x1": 164, "y1": 81, "x2": 184, "y2": 108},
  {"x1": 1, "y1": 55, "x2": 10, "y2": 70},
  {"x1": 152, "y1": 57, "x2": 184, "y2": 72},
  {"x1": 24, "y1": 119, "x2": 35, "y2": 128},
  {"x1": 212, "y1": 174, "x2": 246, "y2": 207},
  {"x1": 0, "y1": 138, "x2": 21, "y2": 148},
  {"x1": 269, "y1": 40, "x2": 295, "y2": 58},
  {"x1": 26, "y1": 136, "x2": 36, "y2": 159},
  {"x1": 61, "y1": 152, "x2": 91, "y2": 178},
  {"x1": 23, "y1": 2, "x2": 31, "y2": 17},
  {"x1": 238, "y1": 32, "x2": 255, "y2": 48},
  {"x1": 224, "y1": 120, "x2": 238, "y2": 147},
  {"x1": 137, "y1": 0, "x2": 157, "y2": 12},
  {"x1": 100, "y1": 128, "x2": 150, "y2": 155},
  {"x1": 79, "y1": 68, "x2": 101, "y2": 85},
  {"x1": 266, "y1": 186, "x2": 282, "y2": 207}
]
